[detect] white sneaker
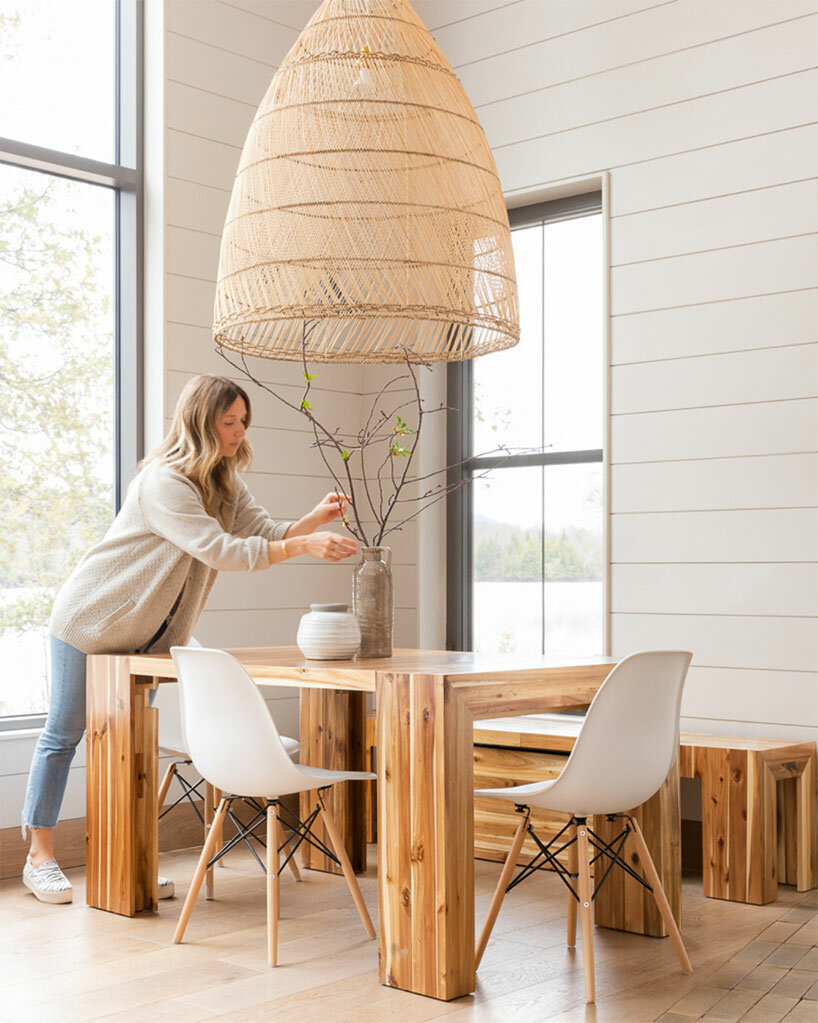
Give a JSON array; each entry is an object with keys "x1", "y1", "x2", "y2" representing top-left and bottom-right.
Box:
[
  {"x1": 22, "y1": 855, "x2": 73, "y2": 904},
  {"x1": 158, "y1": 875, "x2": 175, "y2": 899}
]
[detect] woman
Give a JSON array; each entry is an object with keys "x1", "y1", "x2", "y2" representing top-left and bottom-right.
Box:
[{"x1": 21, "y1": 374, "x2": 357, "y2": 904}]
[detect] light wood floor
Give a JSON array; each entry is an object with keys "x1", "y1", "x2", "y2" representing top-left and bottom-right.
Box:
[{"x1": 0, "y1": 845, "x2": 815, "y2": 1023}]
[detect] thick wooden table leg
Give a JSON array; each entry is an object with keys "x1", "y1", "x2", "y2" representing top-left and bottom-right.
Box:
[
  {"x1": 86, "y1": 656, "x2": 158, "y2": 915},
  {"x1": 377, "y1": 672, "x2": 475, "y2": 1001},
  {"x1": 594, "y1": 759, "x2": 681, "y2": 937},
  {"x1": 299, "y1": 687, "x2": 366, "y2": 874}
]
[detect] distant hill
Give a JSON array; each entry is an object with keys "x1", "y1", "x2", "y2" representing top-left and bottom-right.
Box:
[{"x1": 474, "y1": 514, "x2": 601, "y2": 582}]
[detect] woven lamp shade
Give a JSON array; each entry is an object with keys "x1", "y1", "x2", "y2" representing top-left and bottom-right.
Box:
[{"x1": 213, "y1": 0, "x2": 519, "y2": 364}]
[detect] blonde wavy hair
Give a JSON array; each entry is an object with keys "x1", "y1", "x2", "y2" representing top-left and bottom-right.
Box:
[{"x1": 140, "y1": 375, "x2": 253, "y2": 523}]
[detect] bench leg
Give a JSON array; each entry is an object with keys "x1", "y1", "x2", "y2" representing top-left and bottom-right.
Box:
[
  {"x1": 699, "y1": 748, "x2": 777, "y2": 905},
  {"x1": 796, "y1": 753, "x2": 817, "y2": 892}
]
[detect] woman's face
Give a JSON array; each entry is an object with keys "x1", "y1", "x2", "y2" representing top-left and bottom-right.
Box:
[{"x1": 216, "y1": 395, "x2": 248, "y2": 458}]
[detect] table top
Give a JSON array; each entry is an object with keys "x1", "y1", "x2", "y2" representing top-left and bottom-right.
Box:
[{"x1": 123, "y1": 646, "x2": 617, "y2": 692}]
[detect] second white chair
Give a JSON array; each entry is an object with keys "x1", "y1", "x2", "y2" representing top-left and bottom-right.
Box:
[
  {"x1": 474, "y1": 650, "x2": 694, "y2": 1003},
  {"x1": 169, "y1": 646, "x2": 377, "y2": 966}
]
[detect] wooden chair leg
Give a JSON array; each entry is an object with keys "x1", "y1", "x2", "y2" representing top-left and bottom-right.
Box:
[
  {"x1": 475, "y1": 812, "x2": 528, "y2": 969},
  {"x1": 576, "y1": 820, "x2": 596, "y2": 1004},
  {"x1": 566, "y1": 820, "x2": 578, "y2": 948},
  {"x1": 173, "y1": 798, "x2": 229, "y2": 945},
  {"x1": 267, "y1": 802, "x2": 281, "y2": 967},
  {"x1": 287, "y1": 849, "x2": 302, "y2": 882},
  {"x1": 213, "y1": 787, "x2": 225, "y2": 868},
  {"x1": 629, "y1": 817, "x2": 692, "y2": 973},
  {"x1": 318, "y1": 791, "x2": 376, "y2": 939},
  {"x1": 204, "y1": 782, "x2": 215, "y2": 900},
  {"x1": 157, "y1": 762, "x2": 176, "y2": 809}
]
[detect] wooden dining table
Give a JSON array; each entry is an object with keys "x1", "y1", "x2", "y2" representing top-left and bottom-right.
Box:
[{"x1": 84, "y1": 646, "x2": 668, "y2": 1001}]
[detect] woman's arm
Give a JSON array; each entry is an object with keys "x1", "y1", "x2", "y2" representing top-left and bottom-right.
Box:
[
  {"x1": 284, "y1": 491, "x2": 351, "y2": 540},
  {"x1": 139, "y1": 467, "x2": 272, "y2": 572},
  {"x1": 267, "y1": 531, "x2": 358, "y2": 564}
]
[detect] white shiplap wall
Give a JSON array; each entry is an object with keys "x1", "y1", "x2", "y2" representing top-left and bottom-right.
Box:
[{"x1": 424, "y1": 0, "x2": 817, "y2": 743}]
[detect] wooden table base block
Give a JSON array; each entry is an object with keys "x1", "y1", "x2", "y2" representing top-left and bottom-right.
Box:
[
  {"x1": 299, "y1": 688, "x2": 366, "y2": 875},
  {"x1": 86, "y1": 656, "x2": 158, "y2": 915},
  {"x1": 680, "y1": 738, "x2": 817, "y2": 905},
  {"x1": 593, "y1": 760, "x2": 682, "y2": 938}
]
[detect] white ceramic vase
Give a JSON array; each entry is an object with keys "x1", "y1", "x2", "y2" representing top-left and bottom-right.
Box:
[{"x1": 296, "y1": 603, "x2": 361, "y2": 660}]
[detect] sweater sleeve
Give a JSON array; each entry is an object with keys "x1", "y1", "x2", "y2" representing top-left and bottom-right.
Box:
[
  {"x1": 232, "y1": 478, "x2": 294, "y2": 542},
  {"x1": 138, "y1": 466, "x2": 271, "y2": 572}
]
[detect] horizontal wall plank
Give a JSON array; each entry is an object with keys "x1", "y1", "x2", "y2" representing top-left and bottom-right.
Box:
[
  {"x1": 478, "y1": 15, "x2": 818, "y2": 149},
  {"x1": 611, "y1": 234, "x2": 818, "y2": 316},
  {"x1": 166, "y1": 79, "x2": 256, "y2": 150},
  {"x1": 166, "y1": 225, "x2": 222, "y2": 281},
  {"x1": 611, "y1": 612, "x2": 817, "y2": 672},
  {"x1": 165, "y1": 0, "x2": 295, "y2": 65},
  {"x1": 611, "y1": 344, "x2": 818, "y2": 413},
  {"x1": 611, "y1": 288, "x2": 818, "y2": 364},
  {"x1": 207, "y1": 561, "x2": 418, "y2": 612},
  {"x1": 612, "y1": 121, "x2": 818, "y2": 217},
  {"x1": 611, "y1": 453, "x2": 818, "y2": 511},
  {"x1": 611, "y1": 397, "x2": 818, "y2": 463},
  {"x1": 196, "y1": 605, "x2": 418, "y2": 649},
  {"x1": 164, "y1": 367, "x2": 366, "y2": 429},
  {"x1": 611, "y1": 122, "x2": 818, "y2": 216},
  {"x1": 413, "y1": 0, "x2": 515, "y2": 32},
  {"x1": 166, "y1": 29, "x2": 275, "y2": 105},
  {"x1": 497, "y1": 69, "x2": 818, "y2": 194},
  {"x1": 165, "y1": 177, "x2": 230, "y2": 236},
  {"x1": 437, "y1": 0, "x2": 683, "y2": 77},
  {"x1": 612, "y1": 563, "x2": 818, "y2": 616},
  {"x1": 682, "y1": 666, "x2": 818, "y2": 728},
  {"x1": 611, "y1": 178, "x2": 818, "y2": 265},
  {"x1": 164, "y1": 323, "x2": 366, "y2": 393},
  {"x1": 611, "y1": 509, "x2": 818, "y2": 563},
  {"x1": 222, "y1": 0, "x2": 319, "y2": 33},
  {"x1": 165, "y1": 128, "x2": 240, "y2": 191},
  {"x1": 165, "y1": 272, "x2": 218, "y2": 328}
]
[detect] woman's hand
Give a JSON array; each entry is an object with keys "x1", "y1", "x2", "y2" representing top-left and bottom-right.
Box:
[
  {"x1": 307, "y1": 492, "x2": 352, "y2": 528},
  {"x1": 289, "y1": 532, "x2": 358, "y2": 562}
]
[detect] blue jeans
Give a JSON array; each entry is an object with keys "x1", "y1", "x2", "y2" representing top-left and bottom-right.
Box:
[{"x1": 21, "y1": 636, "x2": 89, "y2": 834}]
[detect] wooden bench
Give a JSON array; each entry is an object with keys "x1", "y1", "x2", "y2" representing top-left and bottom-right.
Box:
[{"x1": 472, "y1": 717, "x2": 817, "y2": 907}]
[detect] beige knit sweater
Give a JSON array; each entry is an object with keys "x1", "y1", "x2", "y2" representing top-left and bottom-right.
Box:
[{"x1": 49, "y1": 462, "x2": 293, "y2": 654}]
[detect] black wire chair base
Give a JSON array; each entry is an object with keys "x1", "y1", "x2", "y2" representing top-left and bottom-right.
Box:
[
  {"x1": 158, "y1": 760, "x2": 206, "y2": 826},
  {"x1": 506, "y1": 813, "x2": 653, "y2": 903},
  {"x1": 206, "y1": 795, "x2": 340, "y2": 877}
]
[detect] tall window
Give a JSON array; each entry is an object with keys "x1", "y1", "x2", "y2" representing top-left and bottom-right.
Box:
[
  {"x1": 0, "y1": 0, "x2": 141, "y2": 724},
  {"x1": 447, "y1": 193, "x2": 604, "y2": 656}
]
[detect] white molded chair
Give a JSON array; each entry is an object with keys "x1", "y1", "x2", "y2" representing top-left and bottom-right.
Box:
[
  {"x1": 169, "y1": 646, "x2": 376, "y2": 966},
  {"x1": 155, "y1": 640, "x2": 302, "y2": 895},
  {"x1": 475, "y1": 650, "x2": 694, "y2": 1003}
]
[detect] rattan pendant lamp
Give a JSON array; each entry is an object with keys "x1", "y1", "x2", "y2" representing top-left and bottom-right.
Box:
[{"x1": 213, "y1": 0, "x2": 519, "y2": 364}]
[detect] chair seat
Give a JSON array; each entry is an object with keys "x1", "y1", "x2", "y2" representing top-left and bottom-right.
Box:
[
  {"x1": 261, "y1": 764, "x2": 375, "y2": 799},
  {"x1": 475, "y1": 779, "x2": 557, "y2": 804}
]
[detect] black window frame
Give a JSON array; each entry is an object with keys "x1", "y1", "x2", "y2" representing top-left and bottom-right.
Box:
[
  {"x1": 446, "y1": 190, "x2": 604, "y2": 652},
  {"x1": 0, "y1": 0, "x2": 143, "y2": 729}
]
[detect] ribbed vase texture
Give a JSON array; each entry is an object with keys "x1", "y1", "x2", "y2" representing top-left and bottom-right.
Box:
[
  {"x1": 353, "y1": 547, "x2": 394, "y2": 658},
  {"x1": 297, "y1": 603, "x2": 362, "y2": 660}
]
